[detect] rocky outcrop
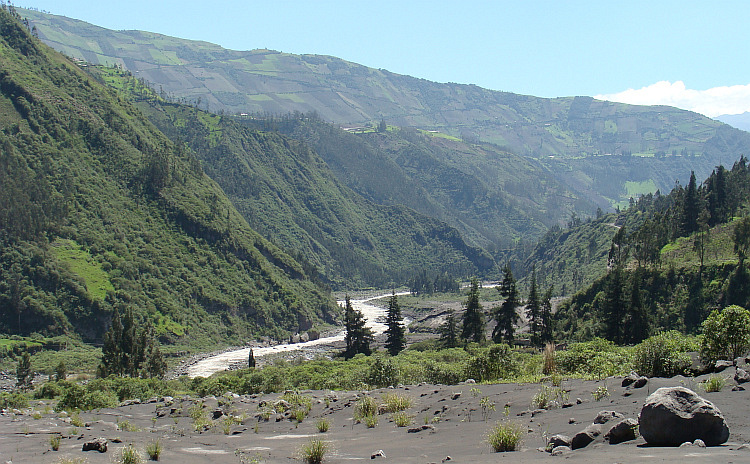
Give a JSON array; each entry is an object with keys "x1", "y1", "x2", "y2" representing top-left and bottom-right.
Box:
[{"x1": 639, "y1": 386, "x2": 729, "y2": 446}]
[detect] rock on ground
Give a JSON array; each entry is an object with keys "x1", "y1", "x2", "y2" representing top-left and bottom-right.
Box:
[{"x1": 639, "y1": 386, "x2": 729, "y2": 446}]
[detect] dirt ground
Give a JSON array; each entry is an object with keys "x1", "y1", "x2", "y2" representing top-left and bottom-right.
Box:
[{"x1": 2, "y1": 367, "x2": 750, "y2": 464}]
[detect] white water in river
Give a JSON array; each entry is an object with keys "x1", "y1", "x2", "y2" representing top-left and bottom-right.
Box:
[{"x1": 187, "y1": 291, "x2": 410, "y2": 378}]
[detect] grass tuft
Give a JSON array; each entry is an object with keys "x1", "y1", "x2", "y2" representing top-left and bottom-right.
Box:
[
  {"x1": 298, "y1": 438, "x2": 330, "y2": 464},
  {"x1": 487, "y1": 421, "x2": 523, "y2": 452}
]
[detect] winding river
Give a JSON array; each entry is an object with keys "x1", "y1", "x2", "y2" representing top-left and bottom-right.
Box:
[{"x1": 187, "y1": 291, "x2": 410, "y2": 378}]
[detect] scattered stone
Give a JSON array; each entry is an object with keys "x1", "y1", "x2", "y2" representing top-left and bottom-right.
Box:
[
  {"x1": 571, "y1": 424, "x2": 602, "y2": 450},
  {"x1": 633, "y1": 377, "x2": 648, "y2": 388},
  {"x1": 371, "y1": 450, "x2": 386, "y2": 459},
  {"x1": 715, "y1": 360, "x2": 733, "y2": 372},
  {"x1": 465, "y1": 379, "x2": 476, "y2": 384},
  {"x1": 82, "y1": 437, "x2": 108, "y2": 453},
  {"x1": 733, "y1": 385, "x2": 746, "y2": 392},
  {"x1": 693, "y1": 439, "x2": 706, "y2": 448},
  {"x1": 639, "y1": 386, "x2": 729, "y2": 446},
  {"x1": 738, "y1": 443, "x2": 750, "y2": 450},
  {"x1": 89, "y1": 420, "x2": 118, "y2": 431},
  {"x1": 622, "y1": 372, "x2": 640, "y2": 387},
  {"x1": 120, "y1": 399, "x2": 141, "y2": 407},
  {"x1": 568, "y1": 418, "x2": 576, "y2": 424},
  {"x1": 594, "y1": 410, "x2": 624, "y2": 424},
  {"x1": 442, "y1": 456, "x2": 452, "y2": 462},
  {"x1": 212, "y1": 409, "x2": 225, "y2": 420},
  {"x1": 408, "y1": 424, "x2": 435, "y2": 433},
  {"x1": 575, "y1": 398, "x2": 583, "y2": 404},
  {"x1": 547, "y1": 434, "x2": 572, "y2": 449},
  {"x1": 735, "y1": 368, "x2": 750, "y2": 384},
  {"x1": 605, "y1": 418, "x2": 639, "y2": 444},
  {"x1": 451, "y1": 392, "x2": 461, "y2": 400},
  {"x1": 562, "y1": 402, "x2": 573, "y2": 408},
  {"x1": 551, "y1": 445, "x2": 571, "y2": 456}
]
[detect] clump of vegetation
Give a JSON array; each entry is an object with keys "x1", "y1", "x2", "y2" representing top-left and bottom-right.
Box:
[
  {"x1": 145, "y1": 439, "x2": 162, "y2": 461},
  {"x1": 315, "y1": 418, "x2": 330, "y2": 433},
  {"x1": 555, "y1": 339, "x2": 632, "y2": 378},
  {"x1": 353, "y1": 396, "x2": 378, "y2": 421},
  {"x1": 116, "y1": 444, "x2": 144, "y2": 464},
  {"x1": 0, "y1": 391, "x2": 29, "y2": 409},
  {"x1": 701, "y1": 376, "x2": 726, "y2": 393},
  {"x1": 487, "y1": 421, "x2": 523, "y2": 452},
  {"x1": 382, "y1": 392, "x2": 412, "y2": 413},
  {"x1": 531, "y1": 385, "x2": 568, "y2": 409},
  {"x1": 592, "y1": 385, "x2": 610, "y2": 401},
  {"x1": 700, "y1": 305, "x2": 750, "y2": 364},
  {"x1": 392, "y1": 411, "x2": 412, "y2": 427},
  {"x1": 298, "y1": 439, "x2": 330, "y2": 464},
  {"x1": 364, "y1": 414, "x2": 378, "y2": 428},
  {"x1": 632, "y1": 331, "x2": 696, "y2": 378},
  {"x1": 49, "y1": 434, "x2": 61, "y2": 451},
  {"x1": 480, "y1": 396, "x2": 496, "y2": 421}
]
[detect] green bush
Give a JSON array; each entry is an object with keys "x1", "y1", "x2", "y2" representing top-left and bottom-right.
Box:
[
  {"x1": 487, "y1": 421, "x2": 523, "y2": 452},
  {"x1": 56, "y1": 384, "x2": 118, "y2": 411},
  {"x1": 366, "y1": 355, "x2": 399, "y2": 388},
  {"x1": 298, "y1": 439, "x2": 329, "y2": 464},
  {"x1": 0, "y1": 392, "x2": 29, "y2": 409},
  {"x1": 555, "y1": 338, "x2": 631, "y2": 378},
  {"x1": 632, "y1": 331, "x2": 696, "y2": 377},
  {"x1": 700, "y1": 305, "x2": 750, "y2": 363},
  {"x1": 464, "y1": 344, "x2": 519, "y2": 382}
]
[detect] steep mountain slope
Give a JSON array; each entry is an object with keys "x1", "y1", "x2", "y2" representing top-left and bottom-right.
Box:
[
  {"x1": 257, "y1": 116, "x2": 593, "y2": 250},
  {"x1": 0, "y1": 7, "x2": 336, "y2": 346},
  {"x1": 114, "y1": 92, "x2": 495, "y2": 288}
]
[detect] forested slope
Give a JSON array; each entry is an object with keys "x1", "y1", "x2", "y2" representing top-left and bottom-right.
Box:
[{"x1": 0, "y1": 7, "x2": 337, "y2": 346}]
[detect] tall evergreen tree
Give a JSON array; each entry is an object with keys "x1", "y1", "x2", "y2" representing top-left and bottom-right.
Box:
[
  {"x1": 343, "y1": 296, "x2": 373, "y2": 359},
  {"x1": 98, "y1": 308, "x2": 165, "y2": 378},
  {"x1": 384, "y1": 292, "x2": 406, "y2": 356},
  {"x1": 540, "y1": 286, "x2": 553, "y2": 344},
  {"x1": 440, "y1": 309, "x2": 459, "y2": 348},
  {"x1": 601, "y1": 267, "x2": 626, "y2": 343},
  {"x1": 16, "y1": 351, "x2": 32, "y2": 390},
  {"x1": 681, "y1": 171, "x2": 699, "y2": 235},
  {"x1": 625, "y1": 269, "x2": 649, "y2": 343},
  {"x1": 526, "y1": 266, "x2": 542, "y2": 347},
  {"x1": 493, "y1": 264, "x2": 520, "y2": 344},
  {"x1": 462, "y1": 278, "x2": 485, "y2": 343}
]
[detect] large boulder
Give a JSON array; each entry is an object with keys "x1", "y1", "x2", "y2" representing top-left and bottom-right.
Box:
[
  {"x1": 605, "y1": 418, "x2": 639, "y2": 444},
  {"x1": 639, "y1": 387, "x2": 729, "y2": 446}
]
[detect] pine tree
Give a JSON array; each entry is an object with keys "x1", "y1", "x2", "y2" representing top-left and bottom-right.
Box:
[
  {"x1": 343, "y1": 296, "x2": 373, "y2": 359},
  {"x1": 681, "y1": 171, "x2": 699, "y2": 235},
  {"x1": 526, "y1": 266, "x2": 542, "y2": 347},
  {"x1": 16, "y1": 351, "x2": 32, "y2": 390},
  {"x1": 439, "y1": 310, "x2": 459, "y2": 348},
  {"x1": 540, "y1": 286, "x2": 553, "y2": 344},
  {"x1": 492, "y1": 264, "x2": 519, "y2": 344},
  {"x1": 384, "y1": 292, "x2": 406, "y2": 356},
  {"x1": 625, "y1": 269, "x2": 649, "y2": 343},
  {"x1": 461, "y1": 278, "x2": 485, "y2": 343},
  {"x1": 98, "y1": 308, "x2": 165, "y2": 378}
]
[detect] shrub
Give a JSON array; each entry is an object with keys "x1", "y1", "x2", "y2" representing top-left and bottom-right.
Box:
[
  {"x1": 633, "y1": 331, "x2": 696, "y2": 378},
  {"x1": 116, "y1": 444, "x2": 144, "y2": 464},
  {"x1": 353, "y1": 396, "x2": 377, "y2": 421},
  {"x1": 364, "y1": 414, "x2": 378, "y2": 428},
  {"x1": 382, "y1": 392, "x2": 412, "y2": 413},
  {"x1": 465, "y1": 344, "x2": 520, "y2": 382},
  {"x1": 531, "y1": 385, "x2": 568, "y2": 409},
  {"x1": 49, "y1": 433, "x2": 61, "y2": 451},
  {"x1": 700, "y1": 305, "x2": 750, "y2": 363},
  {"x1": 701, "y1": 375, "x2": 726, "y2": 393},
  {"x1": 315, "y1": 418, "x2": 330, "y2": 433},
  {"x1": 542, "y1": 343, "x2": 556, "y2": 375},
  {"x1": 487, "y1": 421, "x2": 523, "y2": 452},
  {"x1": 555, "y1": 338, "x2": 631, "y2": 378},
  {"x1": 145, "y1": 439, "x2": 162, "y2": 461},
  {"x1": 298, "y1": 439, "x2": 329, "y2": 464},
  {"x1": 366, "y1": 355, "x2": 399, "y2": 388},
  {"x1": 591, "y1": 385, "x2": 609, "y2": 401},
  {"x1": 0, "y1": 391, "x2": 29, "y2": 409},
  {"x1": 392, "y1": 411, "x2": 412, "y2": 427}
]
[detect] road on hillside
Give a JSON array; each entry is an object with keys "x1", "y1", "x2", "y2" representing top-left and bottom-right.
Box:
[{"x1": 186, "y1": 291, "x2": 410, "y2": 378}]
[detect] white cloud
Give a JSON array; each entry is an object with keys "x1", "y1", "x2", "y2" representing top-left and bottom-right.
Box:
[{"x1": 594, "y1": 81, "x2": 750, "y2": 118}]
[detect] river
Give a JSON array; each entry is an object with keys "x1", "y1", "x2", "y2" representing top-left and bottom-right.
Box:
[{"x1": 186, "y1": 291, "x2": 410, "y2": 378}]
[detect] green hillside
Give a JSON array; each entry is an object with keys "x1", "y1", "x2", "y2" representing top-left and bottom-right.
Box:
[
  {"x1": 546, "y1": 160, "x2": 750, "y2": 342},
  {"x1": 23, "y1": 8, "x2": 750, "y2": 210},
  {"x1": 0, "y1": 7, "x2": 337, "y2": 347},
  {"x1": 101, "y1": 83, "x2": 496, "y2": 287}
]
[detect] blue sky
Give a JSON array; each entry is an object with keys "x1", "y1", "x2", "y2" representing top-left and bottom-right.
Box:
[{"x1": 19, "y1": 0, "x2": 750, "y2": 116}]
